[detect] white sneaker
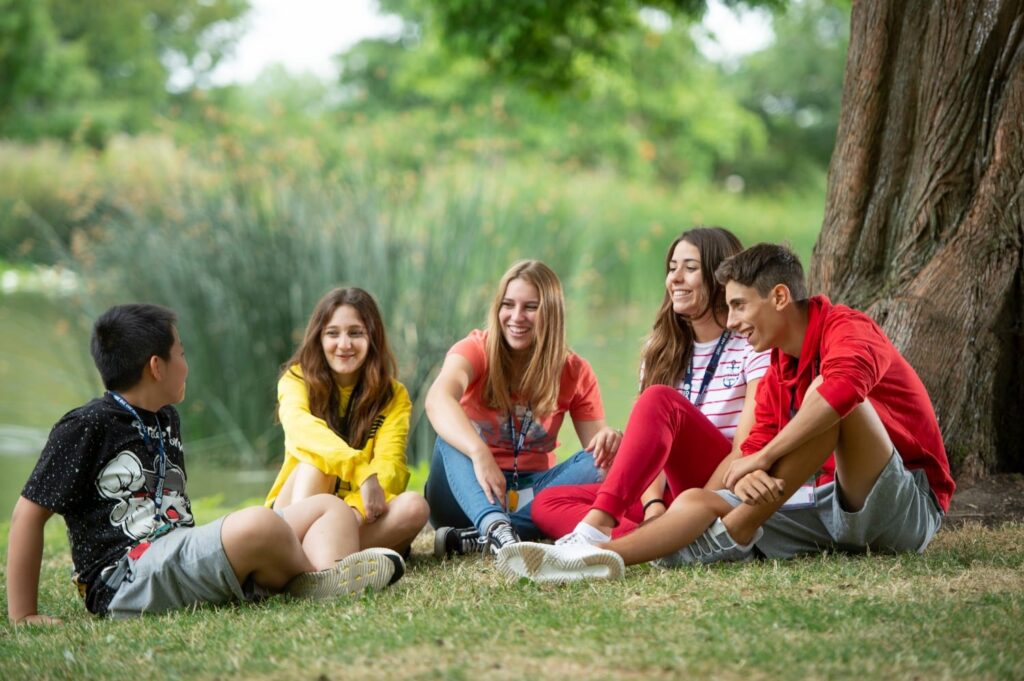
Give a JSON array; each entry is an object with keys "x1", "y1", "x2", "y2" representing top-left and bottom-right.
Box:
[
  {"x1": 554, "y1": 531, "x2": 593, "y2": 546},
  {"x1": 555, "y1": 522, "x2": 611, "y2": 546},
  {"x1": 285, "y1": 547, "x2": 405, "y2": 599},
  {"x1": 496, "y1": 542, "x2": 625, "y2": 583},
  {"x1": 652, "y1": 518, "x2": 762, "y2": 568}
]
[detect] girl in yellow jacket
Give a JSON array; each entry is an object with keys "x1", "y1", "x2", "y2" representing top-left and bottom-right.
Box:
[{"x1": 266, "y1": 287, "x2": 429, "y2": 555}]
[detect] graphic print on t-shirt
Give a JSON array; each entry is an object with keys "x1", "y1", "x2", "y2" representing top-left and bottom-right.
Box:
[
  {"x1": 95, "y1": 449, "x2": 192, "y2": 542},
  {"x1": 720, "y1": 359, "x2": 741, "y2": 388},
  {"x1": 473, "y1": 404, "x2": 555, "y2": 458}
]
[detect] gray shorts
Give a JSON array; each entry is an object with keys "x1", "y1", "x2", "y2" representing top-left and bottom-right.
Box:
[
  {"x1": 106, "y1": 514, "x2": 268, "y2": 619},
  {"x1": 717, "y1": 450, "x2": 943, "y2": 559}
]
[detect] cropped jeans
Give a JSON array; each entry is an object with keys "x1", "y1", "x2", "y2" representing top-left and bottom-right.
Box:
[{"x1": 424, "y1": 436, "x2": 604, "y2": 540}]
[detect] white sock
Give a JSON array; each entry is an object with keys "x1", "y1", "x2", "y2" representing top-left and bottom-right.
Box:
[{"x1": 573, "y1": 521, "x2": 611, "y2": 543}]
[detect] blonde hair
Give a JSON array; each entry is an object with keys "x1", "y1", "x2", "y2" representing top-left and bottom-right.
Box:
[{"x1": 484, "y1": 260, "x2": 567, "y2": 416}]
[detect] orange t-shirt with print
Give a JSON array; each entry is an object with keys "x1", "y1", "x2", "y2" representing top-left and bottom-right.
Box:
[{"x1": 449, "y1": 330, "x2": 605, "y2": 472}]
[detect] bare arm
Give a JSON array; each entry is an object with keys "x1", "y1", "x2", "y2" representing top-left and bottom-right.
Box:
[
  {"x1": 723, "y1": 379, "x2": 839, "y2": 491},
  {"x1": 759, "y1": 382, "x2": 840, "y2": 465},
  {"x1": 425, "y1": 353, "x2": 506, "y2": 504},
  {"x1": 705, "y1": 377, "x2": 763, "y2": 490},
  {"x1": 7, "y1": 496, "x2": 60, "y2": 625},
  {"x1": 425, "y1": 354, "x2": 489, "y2": 461}
]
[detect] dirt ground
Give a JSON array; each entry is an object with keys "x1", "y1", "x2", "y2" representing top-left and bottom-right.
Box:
[{"x1": 944, "y1": 473, "x2": 1024, "y2": 527}]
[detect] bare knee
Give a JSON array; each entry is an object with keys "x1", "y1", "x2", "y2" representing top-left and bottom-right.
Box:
[
  {"x1": 304, "y1": 492, "x2": 349, "y2": 513},
  {"x1": 296, "y1": 493, "x2": 360, "y2": 530},
  {"x1": 290, "y1": 462, "x2": 337, "y2": 499},
  {"x1": 223, "y1": 506, "x2": 296, "y2": 557},
  {"x1": 669, "y1": 487, "x2": 732, "y2": 515},
  {"x1": 672, "y1": 487, "x2": 709, "y2": 505},
  {"x1": 389, "y1": 492, "x2": 430, "y2": 532}
]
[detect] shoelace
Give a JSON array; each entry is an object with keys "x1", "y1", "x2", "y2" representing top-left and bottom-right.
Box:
[
  {"x1": 691, "y1": 527, "x2": 727, "y2": 558},
  {"x1": 555, "y1": 531, "x2": 592, "y2": 546},
  {"x1": 462, "y1": 533, "x2": 486, "y2": 553},
  {"x1": 489, "y1": 523, "x2": 518, "y2": 547}
]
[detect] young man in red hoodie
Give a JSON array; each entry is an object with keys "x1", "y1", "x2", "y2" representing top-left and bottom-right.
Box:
[{"x1": 496, "y1": 243, "x2": 955, "y2": 581}]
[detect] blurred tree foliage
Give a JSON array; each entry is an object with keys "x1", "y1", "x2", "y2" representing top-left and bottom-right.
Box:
[
  {"x1": 723, "y1": 0, "x2": 849, "y2": 189},
  {"x1": 336, "y1": 0, "x2": 847, "y2": 188},
  {"x1": 392, "y1": 0, "x2": 785, "y2": 89},
  {"x1": 0, "y1": 0, "x2": 848, "y2": 189},
  {"x1": 0, "y1": 0, "x2": 248, "y2": 147}
]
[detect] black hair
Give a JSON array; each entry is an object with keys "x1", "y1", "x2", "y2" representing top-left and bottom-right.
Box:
[{"x1": 90, "y1": 304, "x2": 177, "y2": 391}]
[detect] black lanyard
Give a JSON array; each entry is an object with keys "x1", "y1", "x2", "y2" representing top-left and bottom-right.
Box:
[
  {"x1": 682, "y1": 331, "x2": 731, "y2": 408},
  {"x1": 108, "y1": 392, "x2": 168, "y2": 532},
  {"x1": 339, "y1": 382, "x2": 358, "y2": 439},
  {"x1": 507, "y1": 406, "x2": 533, "y2": 492}
]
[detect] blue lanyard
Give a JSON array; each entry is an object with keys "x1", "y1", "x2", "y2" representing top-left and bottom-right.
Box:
[
  {"x1": 108, "y1": 392, "x2": 168, "y2": 524},
  {"x1": 507, "y1": 406, "x2": 533, "y2": 492},
  {"x1": 682, "y1": 331, "x2": 731, "y2": 408}
]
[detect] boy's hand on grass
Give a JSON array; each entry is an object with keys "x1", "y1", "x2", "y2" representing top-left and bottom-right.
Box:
[
  {"x1": 360, "y1": 475, "x2": 387, "y2": 523},
  {"x1": 733, "y1": 470, "x2": 785, "y2": 506}
]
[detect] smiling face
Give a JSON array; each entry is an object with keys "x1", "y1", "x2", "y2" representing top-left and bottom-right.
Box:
[
  {"x1": 725, "y1": 280, "x2": 786, "y2": 352},
  {"x1": 498, "y1": 277, "x2": 540, "y2": 353},
  {"x1": 321, "y1": 304, "x2": 369, "y2": 386},
  {"x1": 665, "y1": 239, "x2": 710, "y2": 319}
]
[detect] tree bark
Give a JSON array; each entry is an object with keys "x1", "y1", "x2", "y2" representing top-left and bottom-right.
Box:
[{"x1": 811, "y1": 0, "x2": 1024, "y2": 480}]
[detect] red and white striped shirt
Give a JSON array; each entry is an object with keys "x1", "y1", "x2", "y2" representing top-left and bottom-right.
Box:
[{"x1": 678, "y1": 334, "x2": 770, "y2": 443}]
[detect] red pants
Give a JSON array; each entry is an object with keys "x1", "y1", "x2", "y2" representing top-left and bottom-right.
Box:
[{"x1": 532, "y1": 385, "x2": 732, "y2": 538}]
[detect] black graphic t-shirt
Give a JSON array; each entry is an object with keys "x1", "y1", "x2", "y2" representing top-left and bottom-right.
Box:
[{"x1": 21, "y1": 394, "x2": 194, "y2": 612}]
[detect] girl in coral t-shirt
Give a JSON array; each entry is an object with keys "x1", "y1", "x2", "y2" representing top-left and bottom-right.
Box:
[{"x1": 424, "y1": 260, "x2": 621, "y2": 555}]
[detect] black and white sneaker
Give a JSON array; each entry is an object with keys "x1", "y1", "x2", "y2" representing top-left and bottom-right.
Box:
[
  {"x1": 433, "y1": 526, "x2": 485, "y2": 558},
  {"x1": 485, "y1": 520, "x2": 520, "y2": 555}
]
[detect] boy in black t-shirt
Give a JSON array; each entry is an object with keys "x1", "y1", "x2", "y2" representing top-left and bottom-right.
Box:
[{"x1": 7, "y1": 304, "x2": 404, "y2": 623}]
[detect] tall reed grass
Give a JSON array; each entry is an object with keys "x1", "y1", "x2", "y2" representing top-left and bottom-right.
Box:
[{"x1": 15, "y1": 135, "x2": 824, "y2": 465}]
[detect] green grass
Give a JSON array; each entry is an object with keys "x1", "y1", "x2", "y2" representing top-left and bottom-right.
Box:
[{"x1": 1, "y1": 509, "x2": 1022, "y2": 680}]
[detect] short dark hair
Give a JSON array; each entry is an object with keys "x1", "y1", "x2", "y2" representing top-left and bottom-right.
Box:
[
  {"x1": 90, "y1": 304, "x2": 177, "y2": 391},
  {"x1": 715, "y1": 243, "x2": 808, "y2": 300}
]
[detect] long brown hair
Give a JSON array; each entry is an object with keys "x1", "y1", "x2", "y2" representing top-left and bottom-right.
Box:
[
  {"x1": 484, "y1": 260, "x2": 567, "y2": 417},
  {"x1": 640, "y1": 226, "x2": 742, "y2": 391},
  {"x1": 284, "y1": 287, "x2": 397, "y2": 448}
]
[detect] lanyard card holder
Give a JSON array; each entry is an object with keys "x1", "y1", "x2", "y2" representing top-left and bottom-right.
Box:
[{"x1": 506, "y1": 486, "x2": 534, "y2": 512}]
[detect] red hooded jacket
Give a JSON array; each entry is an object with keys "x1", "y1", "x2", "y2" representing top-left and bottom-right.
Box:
[{"x1": 740, "y1": 296, "x2": 955, "y2": 512}]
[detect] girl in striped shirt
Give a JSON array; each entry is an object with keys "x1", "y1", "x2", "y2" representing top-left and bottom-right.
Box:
[{"x1": 531, "y1": 226, "x2": 769, "y2": 543}]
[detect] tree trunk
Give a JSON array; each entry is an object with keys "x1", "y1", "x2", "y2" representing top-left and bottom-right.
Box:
[{"x1": 811, "y1": 0, "x2": 1024, "y2": 480}]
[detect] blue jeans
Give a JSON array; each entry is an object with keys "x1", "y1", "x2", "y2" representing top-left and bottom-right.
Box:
[{"x1": 424, "y1": 437, "x2": 604, "y2": 540}]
